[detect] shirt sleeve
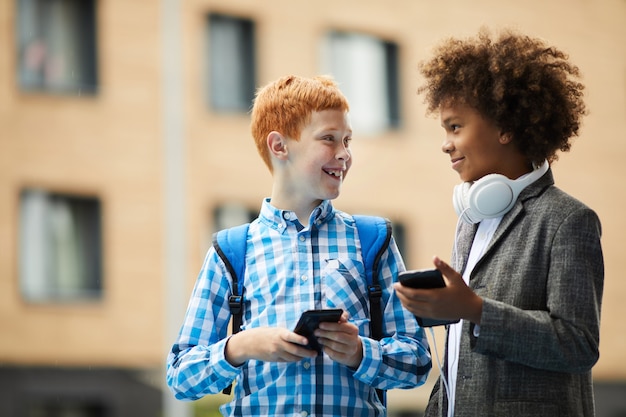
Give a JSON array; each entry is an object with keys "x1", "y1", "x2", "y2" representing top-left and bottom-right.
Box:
[
  {"x1": 166, "y1": 248, "x2": 240, "y2": 400},
  {"x1": 351, "y1": 237, "x2": 433, "y2": 389}
]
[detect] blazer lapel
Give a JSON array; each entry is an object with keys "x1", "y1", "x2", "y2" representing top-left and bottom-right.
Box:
[
  {"x1": 475, "y1": 168, "x2": 555, "y2": 270},
  {"x1": 453, "y1": 222, "x2": 478, "y2": 273}
]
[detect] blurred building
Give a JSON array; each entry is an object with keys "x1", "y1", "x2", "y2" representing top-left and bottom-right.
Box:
[{"x1": 1, "y1": 0, "x2": 625, "y2": 416}]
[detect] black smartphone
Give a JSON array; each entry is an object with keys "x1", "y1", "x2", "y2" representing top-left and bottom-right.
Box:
[
  {"x1": 293, "y1": 309, "x2": 343, "y2": 354},
  {"x1": 398, "y1": 269, "x2": 459, "y2": 327}
]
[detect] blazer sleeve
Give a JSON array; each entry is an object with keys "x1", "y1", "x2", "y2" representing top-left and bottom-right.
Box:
[{"x1": 470, "y1": 203, "x2": 604, "y2": 373}]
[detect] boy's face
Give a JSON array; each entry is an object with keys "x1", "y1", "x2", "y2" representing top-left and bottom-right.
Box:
[
  {"x1": 439, "y1": 102, "x2": 510, "y2": 183},
  {"x1": 283, "y1": 109, "x2": 352, "y2": 204}
]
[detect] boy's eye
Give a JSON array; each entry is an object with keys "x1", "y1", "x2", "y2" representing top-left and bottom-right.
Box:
[{"x1": 343, "y1": 137, "x2": 352, "y2": 147}]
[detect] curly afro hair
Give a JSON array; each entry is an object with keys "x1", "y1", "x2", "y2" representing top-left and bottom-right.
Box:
[{"x1": 417, "y1": 27, "x2": 587, "y2": 164}]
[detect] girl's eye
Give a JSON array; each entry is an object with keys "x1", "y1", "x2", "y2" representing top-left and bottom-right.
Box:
[{"x1": 451, "y1": 124, "x2": 460, "y2": 132}]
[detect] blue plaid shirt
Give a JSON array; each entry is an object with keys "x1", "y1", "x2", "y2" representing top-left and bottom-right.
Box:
[{"x1": 167, "y1": 199, "x2": 431, "y2": 416}]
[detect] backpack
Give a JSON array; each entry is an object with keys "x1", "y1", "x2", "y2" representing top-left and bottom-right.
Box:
[{"x1": 212, "y1": 215, "x2": 392, "y2": 401}]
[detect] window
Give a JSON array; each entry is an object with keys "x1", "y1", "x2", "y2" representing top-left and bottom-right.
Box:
[
  {"x1": 19, "y1": 189, "x2": 103, "y2": 302},
  {"x1": 16, "y1": 0, "x2": 98, "y2": 94},
  {"x1": 321, "y1": 31, "x2": 400, "y2": 134},
  {"x1": 207, "y1": 14, "x2": 256, "y2": 112},
  {"x1": 213, "y1": 203, "x2": 257, "y2": 231}
]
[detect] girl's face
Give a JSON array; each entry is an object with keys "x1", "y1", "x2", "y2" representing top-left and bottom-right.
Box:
[
  {"x1": 440, "y1": 102, "x2": 514, "y2": 183},
  {"x1": 283, "y1": 109, "x2": 353, "y2": 205}
]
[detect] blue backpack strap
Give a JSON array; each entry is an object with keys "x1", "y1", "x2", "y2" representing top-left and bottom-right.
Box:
[
  {"x1": 353, "y1": 215, "x2": 392, "y2": 406},
  {"x1": 212, "y1": 223, "x2": 249, "y2": 335},
  {"x1": 212, "y1": 223, "x2": 249, "y2": 396},
  {"x1": 353, "y1": 215, "x2": 392, "y2": 339}
]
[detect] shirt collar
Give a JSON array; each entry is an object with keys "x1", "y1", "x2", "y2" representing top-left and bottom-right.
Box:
[{"x1": 259, "y1": 198, "x2": 334, "y2": 232}]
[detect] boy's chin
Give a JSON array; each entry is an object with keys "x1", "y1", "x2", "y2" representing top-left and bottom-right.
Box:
[
  {"x1": 325, "y1": 190, "x2": 342, "y2": 201},
  {"x1": 313, "y1": 190, "x2": 340, "y2": 202}
]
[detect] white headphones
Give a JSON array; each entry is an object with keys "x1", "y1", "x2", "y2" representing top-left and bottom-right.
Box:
[{"x1": 453, "y1": 160, "x2": 549, "y2": 224}]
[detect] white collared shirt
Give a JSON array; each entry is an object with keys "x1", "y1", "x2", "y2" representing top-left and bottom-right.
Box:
[{"x1": 447, "y1": 216, "x2": 501, "y2": 417}]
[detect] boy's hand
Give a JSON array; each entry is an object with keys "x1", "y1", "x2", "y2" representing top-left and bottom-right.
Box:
[
  {"x1": 393, "y1": 256, "x2": 483, "y2": 325},
  {"x1": 225, "y1": 327, "x2": 318, "y2": 366},
  {"x1": 313, "y1": 312, "x2": 363, "y2": 368}
]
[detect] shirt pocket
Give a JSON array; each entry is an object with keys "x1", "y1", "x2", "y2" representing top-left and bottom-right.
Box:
[{"x1": 321, "y1": 257, "x2": 370, "y2": 334}]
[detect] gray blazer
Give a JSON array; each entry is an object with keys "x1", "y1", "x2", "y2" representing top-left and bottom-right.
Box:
[{"x1": 426, "y1": 168, "x2": 604, "y2": 417}]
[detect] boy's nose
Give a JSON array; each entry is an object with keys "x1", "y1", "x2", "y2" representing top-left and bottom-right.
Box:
[
  {"x1": 337, "y1": 145, "x2": 351, "y2": 161},
  {"x1": 441, "y1": 138, "x2": 454, "y2": 154}
]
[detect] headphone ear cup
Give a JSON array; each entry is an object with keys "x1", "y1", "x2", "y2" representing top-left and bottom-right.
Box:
[
  {"x1": 466, "y1": 174, "x2": 515, "y2": 220},
  {"x1": 453, "y1": 182, "x2": 473, "y2": 223}
]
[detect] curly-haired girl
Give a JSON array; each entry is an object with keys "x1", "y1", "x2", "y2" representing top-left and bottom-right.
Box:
[{"x1": 395, "y1": 28, "x2": 604, "y2": 417}]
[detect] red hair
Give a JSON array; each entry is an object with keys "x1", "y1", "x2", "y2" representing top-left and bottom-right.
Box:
[{"x1": 250, "y1": 75, "x2": 350, "y2": 171}]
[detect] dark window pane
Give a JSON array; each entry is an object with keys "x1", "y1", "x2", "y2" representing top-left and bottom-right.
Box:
[
  {"x1": 385, "y1": 41, "x2": 400, "y2": 128},
  {"x1": 19, "y1": 189, "x2": 103, "y2": 302},
  {"x1": 207, "y1": 14, "x2": 256, "y2": 112},
  {"x1": 16, "y1": 0, "x2": 98, "y2": 95}
]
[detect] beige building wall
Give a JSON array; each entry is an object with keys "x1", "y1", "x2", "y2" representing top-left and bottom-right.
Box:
[
  {"x1": 0, "y1": 0, "x2": 165, "y2": 368},
  {"x1": 1, "y1": 0, "x2": 624, "y2": 413}
]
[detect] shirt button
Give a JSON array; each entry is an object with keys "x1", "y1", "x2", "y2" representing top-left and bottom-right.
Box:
[
  {"x1": 301, "y1": 412, "x2": 309, "y2": 417},
  {"x1": 299, "y1": 235, "x2": 306, "y2": 242},
  {"x1": 300, "y1": 274, "x2": 308, "y2": 282},
  {"x1": 303, "y1": 361, "x2": 311, "y2": 370}
]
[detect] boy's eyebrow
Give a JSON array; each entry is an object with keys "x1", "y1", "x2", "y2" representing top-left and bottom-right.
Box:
[
  {"x1": 317, "y1": 127, "x2": 352, "y2": 136},
  {"x1": 441, "y1": 117, "x2": 455, "y2": 127},
  {"x1": 441, "y1": 114, "x2": 462, "y2": 127}
]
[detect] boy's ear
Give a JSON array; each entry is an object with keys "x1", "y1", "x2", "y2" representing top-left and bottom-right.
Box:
[
  {"x1": 499, "y1": 132, "x2": 513, "y2": 144},
  {"x1": 267, "y1": 131, "x2": 289, "y2": 159}
]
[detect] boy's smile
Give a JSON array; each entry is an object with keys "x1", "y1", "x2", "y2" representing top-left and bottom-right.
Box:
[{"x1": 323, "y1": 168, "x2": 344, "y2": 180}]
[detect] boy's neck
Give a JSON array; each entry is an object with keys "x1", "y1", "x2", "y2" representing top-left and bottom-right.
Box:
[{"x1": 269, "y1": 190, "x2": 322, "y2": 226}]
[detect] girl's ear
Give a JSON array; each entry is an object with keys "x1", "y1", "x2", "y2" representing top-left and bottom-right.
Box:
[{"x1": 267, "y1": 131, "x2": 288, "y2": 159}]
